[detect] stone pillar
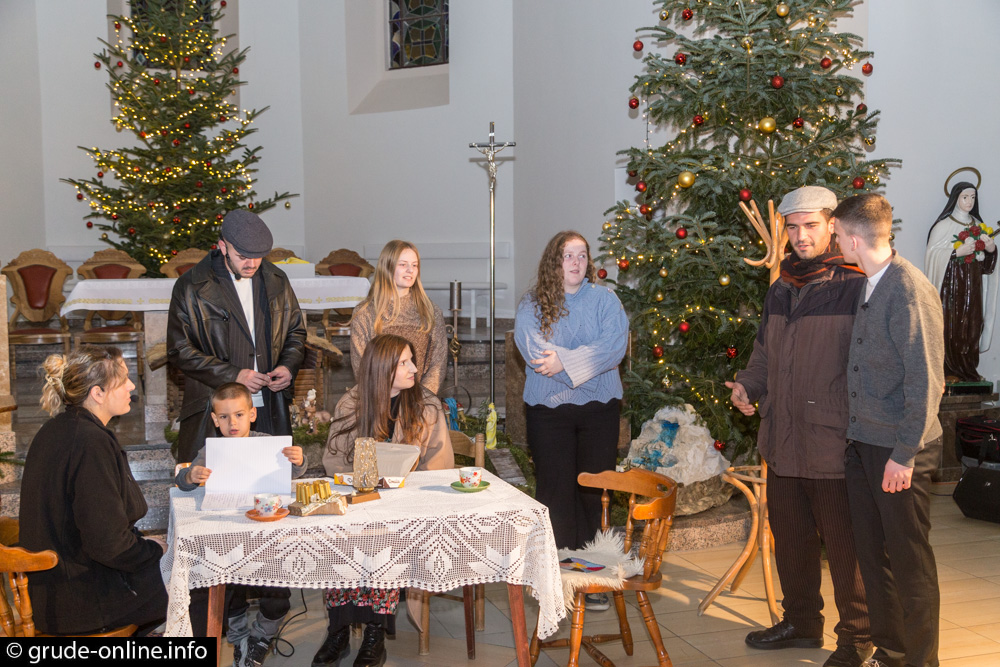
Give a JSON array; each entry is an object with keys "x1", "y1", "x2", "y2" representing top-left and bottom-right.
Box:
[
  {"x1": 143, "y1": 311, "x2": 169, "y2": 444},
  {"x1": 0, "y1": 275, "x2": 20, "y2": 491}
]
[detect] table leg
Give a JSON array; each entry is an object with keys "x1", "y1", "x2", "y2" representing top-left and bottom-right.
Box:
[
  {"x1": 207, "y1": 583, "x2": 226, "y2": 664},
  {"x1": 507, "y1": 583, "x2": 531, "y2": 667}
]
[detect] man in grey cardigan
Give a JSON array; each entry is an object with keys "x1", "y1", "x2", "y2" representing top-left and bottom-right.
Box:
[{"x1": 833, "y1": 194, "x2": 944, "y2": 667}]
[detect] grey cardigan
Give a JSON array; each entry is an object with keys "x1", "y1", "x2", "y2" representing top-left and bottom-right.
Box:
[{"x1": 845, "y1": 253, "x2": 944, "y2": 467}]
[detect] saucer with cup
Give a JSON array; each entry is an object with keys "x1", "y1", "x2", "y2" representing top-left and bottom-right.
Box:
[
  {"x1": 451, "y1": 466, "x2": 490, "y2": 493},
  {"x1": 247, "y1": 492, "x2": 290, "y2": 521}
]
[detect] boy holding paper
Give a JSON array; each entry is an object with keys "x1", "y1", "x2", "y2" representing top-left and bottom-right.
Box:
[{"x1": 179, "y1": 382, "x2": 306, "y2": 667}]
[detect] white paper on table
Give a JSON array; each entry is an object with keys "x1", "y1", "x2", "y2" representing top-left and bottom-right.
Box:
[{"x1": 202, "y1": 436, "x2": 293, "y2": 510}]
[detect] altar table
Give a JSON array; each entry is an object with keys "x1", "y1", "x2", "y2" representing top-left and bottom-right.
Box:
[{"x1": 162, "y1": 469, "x2": 566, "y2": 665}]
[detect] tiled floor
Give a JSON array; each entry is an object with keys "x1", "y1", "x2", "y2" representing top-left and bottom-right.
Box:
[{"x1": 223, "y1": 485, "x2": 1000, "y2": 667}]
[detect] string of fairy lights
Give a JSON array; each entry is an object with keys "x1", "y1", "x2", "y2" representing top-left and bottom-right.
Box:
[
  {"x1": 598, "y1": 0, "x2": 896, "y2": 434},
  {"x1": 69, "y1": 6, "x2": 263, "y2": 268}
]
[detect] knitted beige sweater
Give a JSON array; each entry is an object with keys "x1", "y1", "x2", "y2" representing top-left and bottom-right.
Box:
[{"x1": 349, "y1": 295, "x2": 448, "y2": 393}]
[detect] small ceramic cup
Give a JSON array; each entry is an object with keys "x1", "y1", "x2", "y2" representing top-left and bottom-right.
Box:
[
  {"x1": 459, "y1": 466, "x2": 484, "y2": 488},
  {"x1": 254, "y1": 493, "x2": 282, "y2": 516}
]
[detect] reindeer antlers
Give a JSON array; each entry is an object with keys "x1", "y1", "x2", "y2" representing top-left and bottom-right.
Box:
[{"x1": 740, "y1": 199, "x2": 787, "y2": 285}]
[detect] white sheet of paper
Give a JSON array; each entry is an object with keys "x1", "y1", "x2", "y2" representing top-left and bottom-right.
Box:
[{"x1": 203, "y1": 436, "x2": 292, "y2": 509}]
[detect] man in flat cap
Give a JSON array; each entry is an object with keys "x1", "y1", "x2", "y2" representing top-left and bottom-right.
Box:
[
  {"x1": 167, "y1": 209, "x2": 307, "y2": 463},
  {"x1": 727, "y1": 186, "x2": 872, "y2": 667}
]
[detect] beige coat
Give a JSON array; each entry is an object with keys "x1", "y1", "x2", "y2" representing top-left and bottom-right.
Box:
[{"x1": 322, "y1": 386, "x2": 454, "y2": 475}]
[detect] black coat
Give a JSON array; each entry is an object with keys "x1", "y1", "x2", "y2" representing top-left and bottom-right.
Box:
[
  {"x1": 19, "y1": 407, "x2": 165, "y2": 634},
  {"x1": 167, "y1": 251, "x2": 307, "y2": 461}
]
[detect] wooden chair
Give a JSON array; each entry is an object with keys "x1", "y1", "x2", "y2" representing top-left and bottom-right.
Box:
[
  {"x1": 159, "y1": 248, "x2": 208, "y2": 278},
  {"x1": 530, "y1": 468, "x2": 678, "y2": 667},
  {"x1": 265, "y1": 247, "x2": 299, "y2": 263},
  {"x1": 316, "y1": 249, "x2": 374, "y2": 337},
  {"x1": 0, "y1": 518, "x2": 136, "y2": 638},
  {"x1": 2, "y1": 250, "x2": 73, "y2": 379},
  {"x1": 412, "y1": 431, "x2": 486, "y2": 658},
  {"x1": 75, "y1": 249, "x2": 148, "y2": 382}
]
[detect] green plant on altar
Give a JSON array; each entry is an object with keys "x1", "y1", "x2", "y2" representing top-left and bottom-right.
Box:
[
  {"x1": 461, "y1": 403, "x2": 535, "y2": 495},
  {"x1": 600, "y1": 0, "x2": 899, "y2": 462},
  {"x1": 63, "y1": 0, "x2": 296, "y2": 276}
]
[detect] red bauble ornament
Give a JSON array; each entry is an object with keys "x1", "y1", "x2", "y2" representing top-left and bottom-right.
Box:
[
  {"x1": 188, "y1": 88, "x2": 195, "y2": 95},
  {"x1": 674, "y1": 52, "x2": 687, "y2": 65},
  {"x1": 770, "y1": 75, "x2": 784, "y2": 89},
  {"x1": 160, "y1": 129, "x2": 168, "y2": 136},
  {"x1": 682, "y1": 8, "x2": 693, "y2": 20},
  {"x1": 172, "y1": 217, "x2": 180, "y2": 224},
  {"x1": 792, "y1": 117, "x2": 804, "y2": 128},
  {"x1": 153, "y1": 78, "x2": 160, "y2": 85},
  {"x1": 597, "y1": 268, "x2": 608, "y2": 279},
  {"x1": 86, "y1": 221, "x2": 93, "y2": 228},
  {"x1": 862, "y1": 62, "x2": 873, "y2": 75},
  {"x1": 675, "y1": 227, "x2": 688, "y2": 239},
  {"x1": 618, "y1": 258, "x2": 630, "y2": 270},
  {"x1": 139, "y1": 131, "x2": 146, "y2": 138},
  {"x1": 147, "y1": 202, "x2": 155, "y2": 208},
  {"x1": 173, "y1": 139, "x2": 180, "y2": 146},
  {"x1": 653, "y1": 345, "x2": 664, "y2": 358},
  {"x1": 221, "y1": 187, "x2": 228, "y2": 194},
  {"x1": 205, "y1": 160, "x2": 212, "y2": 167},
  {"x1": 111, "y1": 214, "x2": 118, "y2": 220},
  {"x1": 184, "y1": 123, "x2": 191, "y2": 129},
  {"x1": 116, "y1": 61, "x2": 123, "y2": 68},
  {"x1": 195, "y1": 181, "x2": 203, "y2": 188},
  {"x1": 628, "y1": 97, "x2": 640, "y2": 110},
  {"x1": 633, "y1": 40, "x2": 644, "y2": 52},
  {"x1": 247, "y1": 203, "x2": 254, "y2": 209},
  {"x1": 164, "y1": 167, "x2": 172, "y2": 174},
  {"x1": 726, "y1": 346, "x2": 738, "y2": 359},
  {"x1": 128, "y1": 227, "x2": 135, "y2": 235},
  {"x1": 171, "y1": 250, "x2": 178, "y2": 256},
  {"x1": 678, "y1": 321, "x2": 691, "y2": 333},
  {"x1": 636, "y1": 180, "x2": 647, "y2": 193},
  {"x1": 852, "y1": 177, "x2": 865, "y2": 189},
  {"x1": 114, "y1": 21, "x2": 120, "y2": 29},
  {"x1": 232, "y1": 67, "x2": 239, "y2": 74},
  {"x1": 639, "y1": 204, "x2": 651, "y2": 215},
  {"x1": 174, "y1": 204, "x2": 181, "y2": 209},
  {"x1": 183, "y1": 56, "x2": 190, "y2": 63},
  {"x1": 216, "y1": 214, "x2": 224, "y2": 220},
  {"x1": 713, "y1": 440, "x2": 725, "y2": 451},
  {"x1": 856, "y1": 103, "x2": 868, "y2": 114},
  {"x1": 133, "y1": 167, "x2": 140, "y2": 172},
  {"x1": 820, "y1": 57, "x2": 832, "y2": 69},
  {"x1": 159, "y1": 36, "x2": 167, "y2": 43},
  {"x1": 628, "y1": 170, "x2": 637, "y2": 178},
  {"x1": 693, "y1": 114, "x2": 705, "y2": 126},
  {"x1": 97, "y1": 171, "x2": 104, "y2": 178},
  {"x1": 220, "y1": 0, "x2": 227, "y2": 6},
  {"x1": 219, "y1": 115, "x2": 227, "y2": 122},
  {"x1": 211, "y1": 244, "x2": 218, "y2": 250},
  {"x1": 76, "y1": 193, "x2": 83, "y2": 200},
  {"x1": 739, "y1": 189, "x2": 752, "y2": 202},
  {"x1": 94, "y1": 61, "x2": 101, "y2": 69}
]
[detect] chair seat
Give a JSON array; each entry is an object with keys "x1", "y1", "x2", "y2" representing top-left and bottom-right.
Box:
[{"x1": 10, "y1": 328, "x2": 68, "y2": 336}]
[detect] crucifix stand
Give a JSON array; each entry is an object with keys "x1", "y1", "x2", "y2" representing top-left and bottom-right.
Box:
[{"x1": 469, "y1": 122, "x2": 514, "y2": 405}]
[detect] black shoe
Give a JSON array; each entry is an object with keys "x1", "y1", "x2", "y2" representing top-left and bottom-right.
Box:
[
  {"x1": 745, "y1": 620, "x2": 824, "y2": 650},
  {"x1": 243, "y1": 635, "x2": 272, "y2": 667},
  {"x1": 311, "y1": 626, "x2": 351, "y2": 667},
  {"x1": 353, "y1": 623, "x2": 386, "y2": 667},
  {"x1": 862, "y1": 650, "x2": 904, "y2": 667},
  {"x1": 824, "y1": 644, "x2": 875, "y2": 667}
]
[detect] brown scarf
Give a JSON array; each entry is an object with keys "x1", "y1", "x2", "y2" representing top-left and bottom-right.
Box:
[{"x1": 779, "y1": 241, "x2": 865, "y2": 288}]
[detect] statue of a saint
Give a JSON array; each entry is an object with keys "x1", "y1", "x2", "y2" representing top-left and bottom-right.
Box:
[{"x1": 925, "y1": 180, "x2": 998, "y2": 382}]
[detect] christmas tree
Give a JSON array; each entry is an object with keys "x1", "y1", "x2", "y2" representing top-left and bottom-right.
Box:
[
  {"x1": 63, "y1": 0, "x2": 295, "y2": 276},
  {"x1": 600, "y1": 0, "x2": 899, "y2": 461}
]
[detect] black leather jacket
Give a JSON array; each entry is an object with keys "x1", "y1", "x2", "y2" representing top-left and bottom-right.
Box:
[{"x1": 167, "y1": 251, "x2": 306, "y2": 460}]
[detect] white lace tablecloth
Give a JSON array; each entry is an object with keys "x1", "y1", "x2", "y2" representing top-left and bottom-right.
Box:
[
  {"x1": 60, "y1": 276, "x2": 370, "y2": 315},
  {"x1": 162, "y1": 469, "x2": 565, "y2": 639}
]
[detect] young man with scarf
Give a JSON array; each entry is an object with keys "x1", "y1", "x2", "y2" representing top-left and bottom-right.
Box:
[{"x1": 726, "y1": 186, "x2": 873, "y2": 667}]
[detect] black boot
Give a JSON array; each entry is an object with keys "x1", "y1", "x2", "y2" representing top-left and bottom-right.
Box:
[
  {"x1": 311, "y1": 625, "x2": 350, "y2": 667},
  {"x1": 353, "y1": 622, "x2": 386, "y2": 667}
]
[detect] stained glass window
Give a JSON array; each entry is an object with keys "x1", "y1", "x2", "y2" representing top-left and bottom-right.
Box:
[{"x1": 389, "y1": 0, "x2": 449, "y2": 69}]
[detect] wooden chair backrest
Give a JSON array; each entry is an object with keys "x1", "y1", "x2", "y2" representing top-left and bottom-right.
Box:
[
  {"x1": 266, "y1": 247, "x2": 299, "y2": 263},
  {"x1": 449, "y1": 431, "x2": 485, "y2": 468},
  {"x1": 316, "y1": 249, "x2": 374, "y2": 279},
  {"x1": 160, "y1": 248, "x2": 208, "y2": 278},
  {"x1": 0, "y1": 539, "x2": 59, "y2": 638},
  {"x1": 577, "y1": 468, "x2": 678, "y2": 581},
  {"x1": 1, "y1": 249, "x2": 72, "y2": 328},
  {"x1": 76, "y1": 249, "x2": 147, "y2": 327}
]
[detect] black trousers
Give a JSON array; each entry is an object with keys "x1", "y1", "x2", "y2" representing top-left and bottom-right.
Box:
[
  {"x1": 845, "y1": 439, "x2": 941, "y2": 667},
  {"x1": 188, "y1": 584, "x2": 292, "y2": 637},
  {"x1": 767, "y1": 470, "x2": 870, "y2": 647},
  {"x1": 526, "y1": 399, "x2": 620, "y2": 550}
]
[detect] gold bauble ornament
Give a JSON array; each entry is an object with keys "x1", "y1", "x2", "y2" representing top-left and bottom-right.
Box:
[
  {"x1": 678, "y1": 171, "x2": 696, "y2": 188},
  {"x1": 156, "y1": 155, "x2": 164, "y2": 162},
  {"x1": 776, "y1": 3, "x2": 790, "y2": 17},
  {"x1": 284, "y1": 201, "x2": 291, "y2": 209},
  {"x1": 101, "y1": 233, "x2": 108, "y2": 240},
  {"x1": 758, "y1": 117, "x2": 777, "y2": 133},
  {"x1": 603, "y1": 221, "x2": 613, "y2": 231},
  {"x1": 655, "y1": 292, "x2": 664, "y2": 302},
  {"x1": 659, "y1": 267, "x2": 669, "y2": 278},
  {"x1": 741, "y1": 36, "x2": 753, "y2": 50},
  {"x1": 835, "y1": 87, "x2": 845, "y2": 97},
  {"x1": 659, "y1": 9, "x2": 669, "y2": 21},
  {"x1": 864, "y1": 137, "x2": 875, "y2": 146},
  {"x1": 719, "y1": 274, "x2": 731, "y2": 286}
]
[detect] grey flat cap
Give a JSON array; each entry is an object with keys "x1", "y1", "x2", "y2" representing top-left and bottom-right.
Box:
[
  {"x1": 777, "y1": 186, "x2": 839, "y2": 216},
  {"x1": 221, "y1": 209, "x2": 273, "y2": 258}
]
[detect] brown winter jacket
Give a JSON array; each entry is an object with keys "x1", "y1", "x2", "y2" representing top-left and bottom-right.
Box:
[{"x1": 735, "y1": 267, "x2": 865, "y2": 478}]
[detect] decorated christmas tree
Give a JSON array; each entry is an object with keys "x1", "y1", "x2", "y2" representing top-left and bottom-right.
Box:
[
  {"x1": 600, "y1": 0, "x2": 899, "y2": 460},
  {"x1": 64, "y1": 0, "x2": 295, "y2": 276}
]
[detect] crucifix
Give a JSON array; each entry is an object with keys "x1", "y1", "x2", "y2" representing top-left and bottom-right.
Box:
[{"x1": 469, "y1": 122, "x2": 515, "y2": 405}]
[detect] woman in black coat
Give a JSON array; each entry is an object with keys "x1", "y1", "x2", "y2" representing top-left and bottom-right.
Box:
[{"x1": 19, "y1": 346, "x2": 167, "y2": 635}]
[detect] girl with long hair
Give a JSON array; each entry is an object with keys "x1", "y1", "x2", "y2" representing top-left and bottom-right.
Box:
[
  {"x1": 19, "y1": 346, "x2": 168, "y2": 636},
  {"x1": 350, "y1": 240, "x2": 448, "y2": 393},
  {"x1": 315, "y1": 334, "x2": 453, "y2": 667},
  {"x1": 513, "y1": 231, "x2": 629, "y2": 597}
]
